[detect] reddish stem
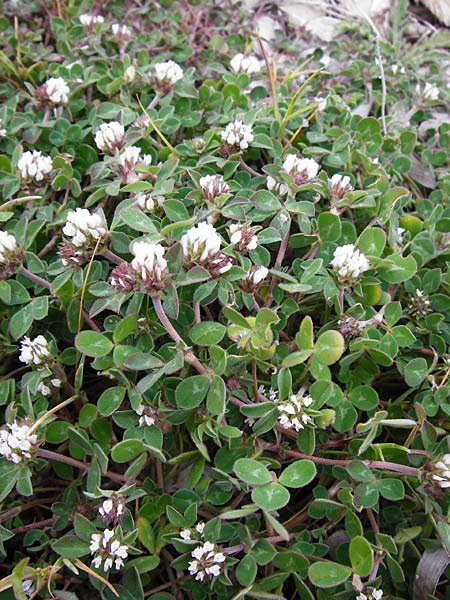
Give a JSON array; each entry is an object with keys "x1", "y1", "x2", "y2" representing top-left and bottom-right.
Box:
[{"x1": 152, "y1": 295, "x2": 210, "y2": 377}]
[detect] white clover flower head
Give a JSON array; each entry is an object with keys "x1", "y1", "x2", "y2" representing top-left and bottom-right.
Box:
[
  {"x1": 330, "y1": 244, "x2": 370, "y2": 284},
  {"x1": 188, "y1": 540, "x2": 226, "y2": 581},
  {"x1": 180, "y1": 223, "x2": 233, "y2": 276},
  {"x1": 199, "y1": 175, "x2": 230, "y2": 202},
  {"x1": 99, "y1": 494, "x2": 126, "y2": 525},
  {"x1": 118, "y1": 146, "x2": 152, "y2": 183},
  {"x1": 283, "y1": 155, "x2": 320, "y2": 185},
  {"x1": 0, "y1": 421, "x2": 38, "y2": 464},
  {"x1": 136, "y1": 192, "x2": 155, "y2": 212},
  {"x1": 130, "y1": 241, "x2": 169, "y2": 293},
  {"x1": 243, "y1": 265, "x2": 268, "y2": 288},
  {"x1": 62, "y1": 208, "x2": 107, "y2": 249},
  {"x1": 153, "y1": 60, "x2": 184, "y2": 87},
  {"x1": 0, "y1": 231, "x2": 20, "y2": 271},
  {"x1": 267, "y1": 175, "x2": 289, "y2": 197},
  {"x1": 277, "y1": 392, "x2": 314, "y2": 432},
  {"x1": 90, "y1": 529, "x2": 128, "y2": 572},
  {"x1": 19, "y1": 335, "x2": 51, "y2": 366},
  {"x1": 357, "y1": 589, "x2": 383, "y2": 600},
  {"x1": 111, "y1": 23, "x2": 131, "y2": 39},
  {"x1": 17, "y1": 150, "x2": 53, "y2": 183},
  {"x1": 181, "y1": 222, "x2": 222, "y2": 264},
  {"x1": 416, "y1": 82, "x2": 439, "y2": 101},
  {"x1": 94, "y1": 121, "x2": 125, "y2": 154},
  {"x1": 80, "y1": 14, "x2": 104, "y2": 27},
  {"x1": 43, "y1": 77, "x2": 70, "y2": 105},
  {"x1": 229, "y1": 223, "x2": 258, "y2": 252},
  {"x1": 135, "y1": 403, "x2": 157, "y2": 427},
  {"x1": 230, "y1": 53, "x2": 261, "y2": 75},
  {"x1": 329, "y1": 173, "x2": 354, "y2": 201},
  {"x1": 220, "y1": 120, "x2": 254, "y2": 151},
  {"x1": 431, "y1": 454, "x2": 450, "y2": 488}
]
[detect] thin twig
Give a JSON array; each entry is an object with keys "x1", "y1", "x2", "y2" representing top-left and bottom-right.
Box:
[{"x1": 0, "y1": 196, "x2": 41, "y2": 212}]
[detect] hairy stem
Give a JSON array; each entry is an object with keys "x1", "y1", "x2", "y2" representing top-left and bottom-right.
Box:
[
  {"x1": 37, "y1": 448, "x2": 131, "y2": 484},
  {"x1": 238, "y1": 156, "x2": 261, "y2": 178},
  {"x1": 152, "y1": 295, "x2": 210, "y2": 376},
  {"x1": 103, "y1": 248, "x2": 123, "y2": 266},
  {"x1": 264, "y1": 219, "x2": 291, "y2": 308}
]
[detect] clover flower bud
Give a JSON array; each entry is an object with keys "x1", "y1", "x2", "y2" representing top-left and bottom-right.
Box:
[
  {"x1": 17, "y1": 150, "x2": 53, "y2": 184},
  {"x1": 329, "y1": 174, "x2": 353, "y2": 201},
  {"x1": 37, "y1": 377, "x2": 61, "y2": 396},
  {"x1": 396, "y1": 227, "x2": 405, "y2": 245},
  {"x1": 111, "y1": 23, "x2": 131, "y2": 40},
  {"x1": 21, "y1": 580, "x2": 36, "y2": 598},
  {"x1": 191, "y1": 137, "x2": 205, "y2": 152},
  {"x1": 94, "y1": 121, "x2": 125, "y2": 154},
  {"x1": 124, "y1": 66, "x2": 136, "y2": 83},
  {"x1": 337, "y1": 315, "x2": 363, "y2": 340},
  {"x1": 153, "y1": 60, "x2": 183, "y2": 89},
  {"x1": 63, "y1": 208, "x2": 107, "y2": 250},
  {"x1": 180, "y1": 521, "x2": 205, "y2": 541},
  {"x1": 80, "y1": 13, "x2": 104, "y2": 27},
  {"x1": 283, "y1": 154, "x2": 319, "y2": 186},
  {"x1": 415, "y1": 82, "x2": 439, "y2": 101},
  {"x1": 407, "y1": 289, "x2": 432, "y2": 319},
  {"x1": 130, "y1": 241, "x2": 169, "y2": 293},
  {"x1": 330, "y1": 244, "x2": 370, "y2": 285},
  {"x1": 188, "y1": 540, "x2": 226, "y2": 582},
  {"x1": 58, "y1": 241, "x2": 86, "y2": 268},
  {"x1": 135, "y1": 192, "x2": 155, "y2": 212},
  {"x1": 117, "y1": 146, "x2": 152, "y2": 183},
  {"x1": 19, "y1": 335, "x2": 51, "y2": 366},
  {"x1": 267, "y1": 175, "x2": 289, "y2": 197},
  {"x1": 209, "y1": 252, "x2": 233, "y2": 277},
  {"x1": 90, "y1": 529, "x2": 128, "y2": 572},
  {"x1": 0, "y1": 420, "x2": 38, "y2": 464},
  {"x1": 42, "y1": 77, "x2": 70, "y2": 105},
  {"x1": 230, "y1": 53, "x2": 261, "y2": 75},
  {"x1": 242, "y1": 265, "x2": 269, "y2": 290},
  {"x1": 110, "y1": 262, "x2": 138, "y2": 293},
  {"x1": 135, "y1": 403, "x2": 157, "y2": 427},
  {"x1": 314, "y1": 96, "x2": 327, "y2": 112},
  {"x1": 220, "y1": 120, "x2": 254, "y2": 151},
  {"x1": 99, "y1": 494, "x2": 126, "y2": 526},
  {"x1": 199, "y1": 175, "x2": 230, "y2": 203},
  {"x1": 229, "y1": 223, "x2": 258, "y2": 252},
  {"x1": 277, "y1": 392, "x2": 315, "y2": 432},
  {"x1": 0, "y1": 231, "x2": 23, "y2": 279},
  {"x1": 133, "y1": 114, "x2": 151, "y2": 129},
  {"x1": 357, "y1": 589, "x2": 383, "y2": 600}
]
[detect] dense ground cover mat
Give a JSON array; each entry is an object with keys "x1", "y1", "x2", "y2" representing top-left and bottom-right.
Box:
[{"x1": 0, "y1": 0, "x2": 450, "y2": 598}]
